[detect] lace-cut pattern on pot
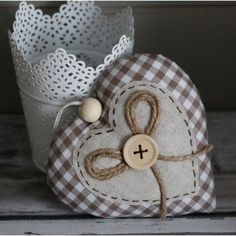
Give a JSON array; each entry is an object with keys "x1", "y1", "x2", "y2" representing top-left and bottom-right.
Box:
[
  {"x1": 9, "y1": 1, "x2": 134, "y2": 172},
  {"x1": 9, "y1": 1, "x2": 134, "y2": 102}
]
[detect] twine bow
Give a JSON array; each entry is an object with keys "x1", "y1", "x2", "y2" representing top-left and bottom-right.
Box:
[{"x1": 85, "y1": 90, "x2": 213, "y2": 220}]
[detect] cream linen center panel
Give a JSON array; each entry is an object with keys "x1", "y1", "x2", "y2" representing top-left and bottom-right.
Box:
[{"x1": 73, "y1": 81, "x2": 198, "y2": 205}]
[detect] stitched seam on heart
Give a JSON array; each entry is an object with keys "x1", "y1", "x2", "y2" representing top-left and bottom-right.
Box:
[{"x1": 75, "y1": 82, "x2": 197, "y2": 204}]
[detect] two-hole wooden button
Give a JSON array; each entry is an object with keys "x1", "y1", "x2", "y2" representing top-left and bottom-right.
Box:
[{"x1": 123, "y1": 134, "x2": 159, "y2": 170}]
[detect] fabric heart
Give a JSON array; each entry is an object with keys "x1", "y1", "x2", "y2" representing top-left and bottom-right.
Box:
[{"x1": 48, "y1": 54, "x2": 216, "y2": 218}]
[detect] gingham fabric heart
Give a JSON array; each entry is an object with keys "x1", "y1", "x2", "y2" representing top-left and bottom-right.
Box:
[{"x1": 47, "y1": 54, "x2": 216, "y2": 218}]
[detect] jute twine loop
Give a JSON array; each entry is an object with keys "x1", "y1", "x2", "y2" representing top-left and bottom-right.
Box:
[
  {"x1": 84, "y1": 90, "x2": 213, "y2": 220},
  {"x1": 125, "y1": 91, "x2": 160, "y2": 136},
  {"x1": 85, "y1": 149, "x2": 128, "y2": 181}
]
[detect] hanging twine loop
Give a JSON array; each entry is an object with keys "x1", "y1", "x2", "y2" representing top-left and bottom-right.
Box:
[
  {"x1": 53, "y1": 97, "x2": 102, "y2": 132},
  {"x1": 53, "y1": 101, "x2": 82, "y2": 131},
  {"x1": 84, "y1": 90, "x2": 214, "y2": 220}
]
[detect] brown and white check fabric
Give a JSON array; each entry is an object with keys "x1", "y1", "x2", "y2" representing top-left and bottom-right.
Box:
[{"x1": 47, "y1": 54, "x2": 216, "y2": 217}]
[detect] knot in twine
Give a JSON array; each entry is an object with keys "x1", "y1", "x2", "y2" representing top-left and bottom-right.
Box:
[{"x1": 85, "y1": 90, "x2": 213, "y2": 220}]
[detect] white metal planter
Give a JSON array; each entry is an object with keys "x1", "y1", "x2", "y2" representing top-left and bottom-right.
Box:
[{"x1": 9, "y1": 1, "x2": 134, "y2": 172}]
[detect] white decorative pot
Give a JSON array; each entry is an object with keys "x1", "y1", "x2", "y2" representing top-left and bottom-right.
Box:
[{"x1": 9, "y1": 1, "x2": 134, "y2": 172}]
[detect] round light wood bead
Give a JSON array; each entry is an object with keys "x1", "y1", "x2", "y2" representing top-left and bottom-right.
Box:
[{"x1": 79, "y1": 98, "x2": 102, "y2": 123}]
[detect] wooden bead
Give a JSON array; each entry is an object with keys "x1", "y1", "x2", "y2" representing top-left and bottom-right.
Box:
[{"x1": 79, "y1": 98, "x2": 102, "y2": 123}]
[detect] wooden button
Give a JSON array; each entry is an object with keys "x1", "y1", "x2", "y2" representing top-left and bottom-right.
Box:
[
  {"x1": 123, "y1": 134, "x2": 158, "y2": 170},
  {"x1": 79, "y1": 98, "x2": 102, "y2": 123}
]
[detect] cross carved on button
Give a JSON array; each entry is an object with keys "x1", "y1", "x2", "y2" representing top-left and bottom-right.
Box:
[{"x1": 133, "y1": 144, "x2": 148, "y2": 159}]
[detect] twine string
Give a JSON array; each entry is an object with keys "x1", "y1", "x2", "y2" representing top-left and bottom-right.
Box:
[
  {"x1": 84, "y1": 90, "x2": 213, "y2": 220},
  {"x1": 158, "y1": 144, "x2": 214, "y2": 162},
  {"x1": 85, "y1": 149, "x2": 128, "y2": 181},
  {"x1": 125, "y1": 91, "x2": 160, "y2": 136},
  {"x1": 150, "y1": 164, "x2": 167, "y2": 220},
  {"x1": 53, "y1": 101, "x2": 81, "y2": 131}
]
